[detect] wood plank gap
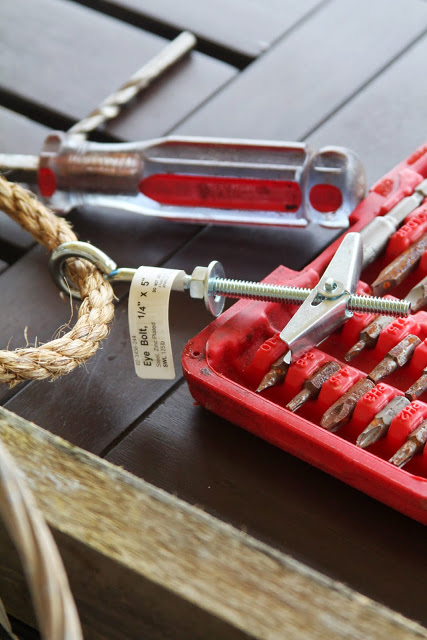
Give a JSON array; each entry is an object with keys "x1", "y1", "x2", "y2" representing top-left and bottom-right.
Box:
[
  {"x1": 9, "y1": 617, "x2": 40, "y2": 640},
  {"x1": 0, "y1": 238, "x2": 30, "y2": 265},
  {"x1": 301, "y1": 26, "x2": 427, "y2": 141},
  {"x1": 1, "y1": 406, "x2": 426, "y2": 640},
  {"x1": 0, "y1": 381, "x2": 32, "y2": 408},
  {"x1": 99, "y1": 378, "x2": 185, "y2": 458},
  {"x1": 68, "y1": 0, "x2": 250, "y2": 69},
  {"x1": 0, "y1": 89, "x2": 121, "y2": 144}
]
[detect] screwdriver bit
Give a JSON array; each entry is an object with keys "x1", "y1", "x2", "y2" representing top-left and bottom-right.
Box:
[
  {"x1": 256, "y1": 354, "x2": 290, "y2": 393},
  {"x1": 320, "y1": 377, "x2": 375, "y2": 432},
  {"x1": 345, "y1": 271, "x2": 427, "y2": 362},
  {"x1": 344, "y1": 314, "x2": 394, "y2": 361},
  {"x1": 389, "y1": 419, "x2": 427, "y2": 468},
  {"x1": 367, "y1": 334, "x2": 421, "y2": 384},
  {"x1": 286, "y1": 361, "x2": 340, "y2": 412},
  {"x1": 405, "y1": 367, "x2": 427, "y2": 401},
  {"x1": 371, "y1": 233, "x2": 427, "y2": 296},
  {"x1": 356, "y1": 395, "x2": 410, "y2": 448},
  {"x1": 405, "y1": 274, "x2": 427, "y2": 312}
]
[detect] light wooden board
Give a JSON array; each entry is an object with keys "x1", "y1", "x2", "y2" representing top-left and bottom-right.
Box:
[{"x1": 0, "y1": 406, "x2": 426, "y2": 640}]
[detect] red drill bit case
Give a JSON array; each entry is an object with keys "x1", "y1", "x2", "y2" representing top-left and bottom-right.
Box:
[{"x1": 182, "y1": 143, "x2": 427, "y2": 525}]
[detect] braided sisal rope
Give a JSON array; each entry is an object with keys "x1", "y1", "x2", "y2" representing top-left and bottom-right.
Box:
[{"x1": 0, "y1": 176, "x2": 115, "y2": 385}]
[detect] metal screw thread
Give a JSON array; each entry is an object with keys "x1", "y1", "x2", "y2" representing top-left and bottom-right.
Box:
[
  {"x1": 347, "y1": 294, "x2": 410, "y2": 316},
  {"x1": 211, "y1": 278, "x2": 310, "y2": 303},
  {"x1": 211, "y1": 278, "x2": 410, "y2": 317}
]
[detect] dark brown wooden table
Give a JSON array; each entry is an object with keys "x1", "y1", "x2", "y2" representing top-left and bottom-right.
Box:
[{"x1": 1, "y1": 0, "x2": 426, "y2": 636}]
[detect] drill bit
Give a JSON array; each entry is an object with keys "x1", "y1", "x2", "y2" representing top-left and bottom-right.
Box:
[
  {"x1": 286, "y1": 361, "x2": 340, "y2": 412},
  {"x1": 389, "y1": 419, "x2": 427, "y2": 468},
  {"x1": 405, "y1": 367, "x2": 427, "y2": 401},
  {"x1": 371, "y1": 233, "x2": 427, "y2": 296},
  {"x1": 320, "y1": 377, "x2": 375, "y2": 432},
  {"x1": 367, "y1": 334, "x2": 421, "y2": 383},
  {"x1": 344, "y1": 314, "x2": 394, "y2": 361},
  {"x1": 356, "y1": 395, "x2": 410, "y2": 448},
  {"x1": 69, "y1": 31, "x2": 196, "y2": 135},
  {"x1": 256, "y1": 354, "x2": 290, "y2": 393}
]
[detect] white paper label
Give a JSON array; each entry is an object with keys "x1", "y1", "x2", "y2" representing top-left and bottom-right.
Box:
[{"x1": 128, "y1": 266, "x2": 184, "y2": 379}]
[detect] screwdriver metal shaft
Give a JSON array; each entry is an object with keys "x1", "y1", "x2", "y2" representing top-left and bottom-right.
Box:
[
  {"x1": 389, "y1": 419, "x2": 427, "y2": 468},
  {"x1": 358, "y1": 179, "x2": 427, "y2": 268}
]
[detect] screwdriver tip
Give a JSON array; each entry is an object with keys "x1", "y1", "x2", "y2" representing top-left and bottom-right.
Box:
[
  {"x1": 256, "y1": 356, "x2": 289, "y2": 393},
  {"x1": 256, "y1": 373, "x2": 278, "y2": 393},
  {"x1": 389, "y1": 441, "x2": 417, "y2": 468},
  {"x1": 286, "y1": 388, "x2": 311, "y2": 413},
  {"x1": 356, "y1": 423, "x2": 383, "y2": 448},
  {"x1": 344, "y1": 340, "x2": 366, "y2": 362}
]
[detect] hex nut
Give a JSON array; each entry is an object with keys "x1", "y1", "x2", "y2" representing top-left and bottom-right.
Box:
[{"x1": 189, "y1": 266, "x2": 208, "y2": 299}]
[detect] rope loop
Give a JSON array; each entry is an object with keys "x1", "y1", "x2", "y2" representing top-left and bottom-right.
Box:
[{"x1": 0, "y1": 176, "x2": 115, "y2": 385}]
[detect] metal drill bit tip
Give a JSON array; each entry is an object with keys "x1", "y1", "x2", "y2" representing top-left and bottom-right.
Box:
[
  {"x1": 344, "y1": 339, "x2": 367, "y2": 362},
  {"x1": 256, "y1": 355, "x2": 289, "y2": 393},
  {"x1": 389, "y1": 441, "x2": 419, "y2": 468},
  {"x1": 356, "y1": 421, "x2": 385, "y2": 448},
  {"x1": 69, "y1": 31, "x2": 196, "y2": 135},
  {"x1": 286, "y1": 388, "x2": 311, "y2": 412}
]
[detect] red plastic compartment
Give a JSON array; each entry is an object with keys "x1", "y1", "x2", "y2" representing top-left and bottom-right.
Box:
[{"x1": 182, "y1": 142, "x2": 427, "y2": 524}]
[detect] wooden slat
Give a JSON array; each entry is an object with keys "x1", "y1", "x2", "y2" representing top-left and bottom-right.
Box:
[
  {"x1": 83, "y1": 0, "x2": 324, "y2": 58},
  {"x1": 174, "y1": 0, "x2": 427, "y2": 140},
  {"x1": 307, "y1": 33, "x2": 427, "y2": 185},
  {"x1": 0, "y1": 407, "x2": 426, "y2": 640},
  {"x1": 0, "y1": 0, "x2": 236, "y2": 141},
  {"x1": 106, "y1": 382, "x2": 427, "y2": 626}
]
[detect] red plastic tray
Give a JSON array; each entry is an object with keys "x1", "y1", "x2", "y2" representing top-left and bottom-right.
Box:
[{"x1": 182, "y1": 142, "x2": 427, "y2": 525}]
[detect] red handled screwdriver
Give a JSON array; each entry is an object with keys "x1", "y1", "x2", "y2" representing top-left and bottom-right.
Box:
[{"x1": 1, "y1": 133, "x2": 365, "y2": 229}]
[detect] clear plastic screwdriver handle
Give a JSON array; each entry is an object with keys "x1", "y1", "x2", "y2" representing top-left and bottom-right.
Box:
[{"x1": 37, "y1": 131, "x2": 365, "y2": 228}]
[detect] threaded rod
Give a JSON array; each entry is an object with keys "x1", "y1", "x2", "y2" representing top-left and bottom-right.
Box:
[{"x1": 210, "y1": 278, "x2": 409, "y2": 317}]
